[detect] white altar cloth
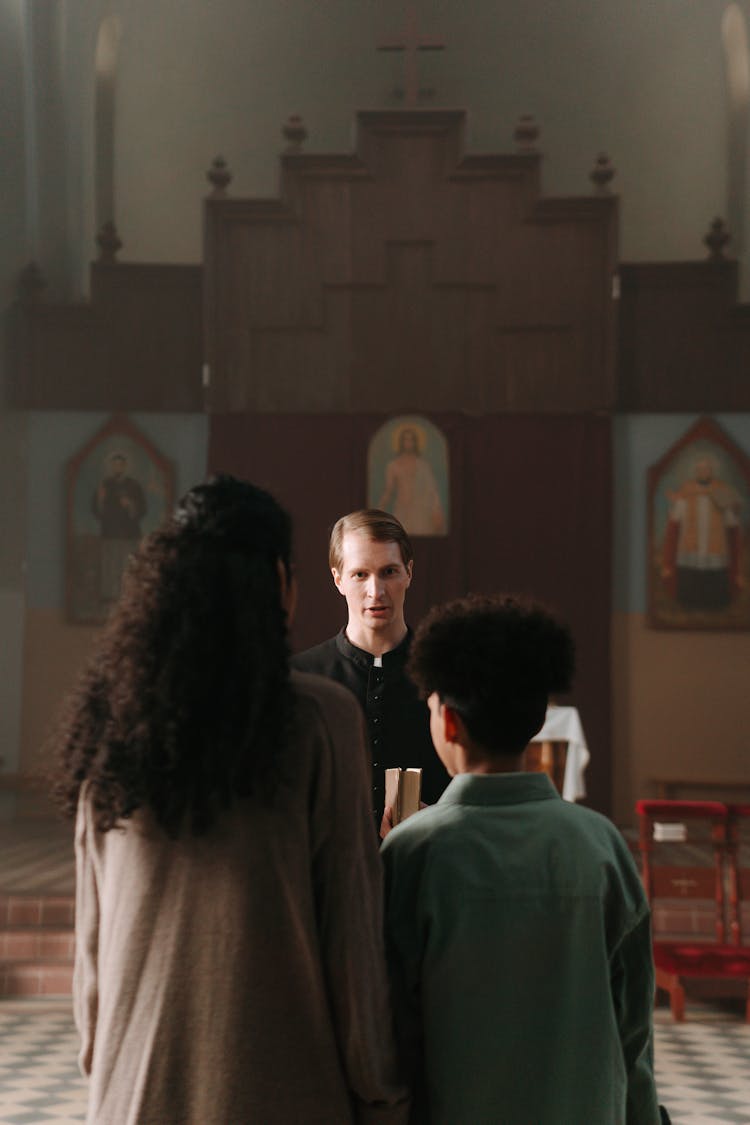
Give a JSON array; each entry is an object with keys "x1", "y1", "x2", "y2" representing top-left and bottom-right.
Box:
[{"x1": 531, "y1": 705, "x2": 590, "y2": 802}]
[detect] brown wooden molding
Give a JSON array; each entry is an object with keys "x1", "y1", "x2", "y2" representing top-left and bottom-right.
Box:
[
  {"x1": 204, "y1": 107, "x2": 619, "y2": 414},
  {"x1": 617, "y1": 257, "x2": 750, "y2": 410},
  {"x1": 10, "y1": 262, "x2": 203, "y2": 410}
]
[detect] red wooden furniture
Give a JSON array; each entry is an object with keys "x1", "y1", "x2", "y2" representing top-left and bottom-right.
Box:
[
  {"x1": 635, "y1": 799, "x2": 750, "y2": 1021},
  {"x1": 727, "y1": 803, "x2": 750, "y2": 1020}
]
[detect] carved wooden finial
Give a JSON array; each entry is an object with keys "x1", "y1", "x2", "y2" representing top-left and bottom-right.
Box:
[
  {"x1": 17, "y1": 262, "x2": 46, "y2": 302},
  {"x1": 207, "y1": 156, "x2": 232, "y2": 197},
  {"x1": 590, "y1": 153, "x2": 616, "y2": 194},
  {"x1": 282, "y1": 114, "x2": 308, "y2": 153},
  {"x1": 704, "y1": 216, "x2": 731, "y2": 260},
  {"x1": 96, "y1": 220, "x2": 122, "y2": 263},
  {"x1": 513, "y1": 114, "x2": 540, "y2": 153}
]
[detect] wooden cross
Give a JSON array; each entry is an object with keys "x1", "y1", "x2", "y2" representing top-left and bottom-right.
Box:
[{"x1": 377, "y1": 7, "x2": 446, "y2": 108}]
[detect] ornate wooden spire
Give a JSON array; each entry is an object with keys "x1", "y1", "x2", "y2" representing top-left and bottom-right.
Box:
[
  {"x1": 590, "y1": 153, "x2": 615, "y2": 194},
  {"x1": 282, "y1": 114, "x2": 307, "y2": 153},
  {"x1": 704, "y1": 216, "x2": 731, "y2": 260},
  {"x1": 96, "y1": 220, "x2": 122, "y2": 263},
  {"x1": 514, "y1": 115, "x2": 540, "y2": 153},
  {"x1": 207, "y1": 156, "x2": 232, "y2": 197}
]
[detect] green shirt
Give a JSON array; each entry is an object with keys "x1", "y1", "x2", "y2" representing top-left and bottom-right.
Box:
[{"x1": 381, "y1": 772, "x2": 661, "y2": 1125}]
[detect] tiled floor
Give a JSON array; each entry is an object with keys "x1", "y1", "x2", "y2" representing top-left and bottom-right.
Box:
[
  {"x1": 0, "y1": 1001, "x2": 87, "y2": 1124},
  {"x1": 654, "y1": 1002, "x2": 750, "y2": 1125},
  {"x1": 0, "y1": 998, "x2": 748, "y2": 1125},
  {"x1": 1, "y1": 811, "x2": 749, "y2": 1123}
]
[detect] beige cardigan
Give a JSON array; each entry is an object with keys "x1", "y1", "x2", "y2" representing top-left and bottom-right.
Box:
[{"x1": 74, "y1": 670, "x2": 409, "y2": 1124}]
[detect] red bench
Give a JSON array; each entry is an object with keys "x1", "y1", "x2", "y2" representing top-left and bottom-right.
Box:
[{"x1": 635, "y1": 799, "x2": 750, "y2": 1021}]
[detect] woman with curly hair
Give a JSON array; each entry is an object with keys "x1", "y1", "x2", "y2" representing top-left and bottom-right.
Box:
[{"x1": 55, "y1": 475, "x2": 408, "y2": 1125}]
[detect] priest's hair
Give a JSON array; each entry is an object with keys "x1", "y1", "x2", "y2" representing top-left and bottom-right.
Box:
[
  {"x1": 53, "y1": 475, "x2": 296, "y2": 836},
  {"x1": 408, "y1": 594, "x2": 575, "y2": 755}
]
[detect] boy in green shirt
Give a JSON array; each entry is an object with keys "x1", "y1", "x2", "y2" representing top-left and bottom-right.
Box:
[{"x1": 381, "y1": 594, "x2": 662, "y2": 1124}]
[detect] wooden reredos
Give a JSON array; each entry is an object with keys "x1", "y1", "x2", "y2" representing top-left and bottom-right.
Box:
[{"x1": 203, "y1": 109, "x2": 618, "y2": 414}]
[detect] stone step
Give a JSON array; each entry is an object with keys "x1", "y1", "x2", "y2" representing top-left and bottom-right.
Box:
[
  {"x1": 0, "y1": 928, "x2": 75, "y2": 962},
  {"x1": 0, "y1": 892, "x2": 76, "y2": 996},
  {"x1": 0, "y1": 893, "x2": 75, "y2": 927},
  {"x1": 0, "y1": 960, "x2": 74, "y2": 997}
]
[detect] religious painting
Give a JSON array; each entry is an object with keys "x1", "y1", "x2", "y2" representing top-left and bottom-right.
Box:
[
  {"x1": 66, "y1": 415, "x2": 175, "y2": 623},
  {"x1": 648, "y1": 416, "x2": 750, "y2": 630},
  {"x1": 367, "y1": 416, "x2": 449, "y2": 537}
]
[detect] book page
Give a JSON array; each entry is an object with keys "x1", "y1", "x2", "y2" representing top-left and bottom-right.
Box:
[
  {"x1": 384, "y1": 767, "x2": 423, "y2": 825},
  {"x1": 384, "y1": 768, "x2": 402, "y2": 823},
  {"x1": 400, "y1": 768, "x2": 422, "y2": 821}
]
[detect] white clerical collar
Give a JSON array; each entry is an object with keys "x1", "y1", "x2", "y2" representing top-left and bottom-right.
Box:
[{"x1": 373, "y1": 655, "x2": 383, "y2": 667}]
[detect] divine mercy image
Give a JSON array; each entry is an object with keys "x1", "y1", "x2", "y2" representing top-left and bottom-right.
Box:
[{"x1": 368, "y1": 416, "x2": 449, "y2": 537}]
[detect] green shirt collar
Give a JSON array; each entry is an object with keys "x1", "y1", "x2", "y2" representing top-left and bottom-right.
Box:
[{"x1": 437, "y1": 771, "x2": 560, "y2": 807}]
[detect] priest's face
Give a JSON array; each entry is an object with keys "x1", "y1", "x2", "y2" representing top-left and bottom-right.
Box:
[{"x1": 332, "y1": 531, "x2": 413, "y2": 650}]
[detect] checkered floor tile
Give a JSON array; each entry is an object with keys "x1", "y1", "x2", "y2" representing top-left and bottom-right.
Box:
[
  {"x1": 0, "y1": 1002, "x2": 87, "y2": 1123},
  {"x1": 0, "y1": 998, "x2": 749, "y2": 1123},
  {"x1": 654, "y1": 1003, "x2": 750, "y2": 1125}
]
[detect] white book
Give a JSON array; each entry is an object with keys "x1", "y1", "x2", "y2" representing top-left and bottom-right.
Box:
[
  {"x1": 384, "y1": 767, "x2": 422, "y2": 826},
  {"x1": 653, "y1": 822, "x2": 688, "y2": 842}
]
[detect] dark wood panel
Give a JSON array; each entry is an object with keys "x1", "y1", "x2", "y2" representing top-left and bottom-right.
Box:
[
  {"x1": 208, "y1": 412, "x2": 612, "y2": 816},
  {"x1": 618, "y1": 259, "x2": 750, "y2": 410},
  {"x1": 204, "y1": 109, "x2": 619, "y2": 414},
  {"x1": 9, "y1": 263, "x2": 203, "y2": 411}
]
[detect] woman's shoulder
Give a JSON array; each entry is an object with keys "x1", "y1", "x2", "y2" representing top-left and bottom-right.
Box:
[
  {"x1": 289, "y1": 670, "x2": 365, "y2": 764},
  {"x1": 290, "y1": 668, "x2": 361, "y2": 725}
]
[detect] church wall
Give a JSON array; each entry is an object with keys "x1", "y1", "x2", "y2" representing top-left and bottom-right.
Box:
[
  {"x1": 612, "y1": 412, "x2": 750, "y2": 825},
  {"x1": 17, "y1": 410, "x2": 209, "y2": 775},
  {"x1": 5, "y1": 0, "x2": 748, "y2": 815},
  {"x1": 0, "y1": 0, "x2": 31, "y2": 775},
  {"x1": 209, "y1": 411, "x2": 614, "y2": 813},
  {"x1": 13, "y1": 406, "x2": 750, "y2": 813},
  {"x1": 50, "y1": 0, "x2": 729, "y2": 270},
  {"x1": 59, "y1": 0, "x2": 106, "y2": 297}
]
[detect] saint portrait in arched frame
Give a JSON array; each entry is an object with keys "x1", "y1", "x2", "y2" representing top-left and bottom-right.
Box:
[
  {"x1": 66, "y1": 414, "x2": 174, "y2": 623},
  {"x1": 648, "y1": 416, "x2": 750, "y2": 629}
]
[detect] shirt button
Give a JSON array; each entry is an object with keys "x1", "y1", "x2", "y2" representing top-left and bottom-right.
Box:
[
  {"x1": 372, "y1": 716, "x2": 380, "y2": 724},
  {"x1": 373, "y1": 762, "x2": 379, "y2": 768},
  {"x1": 373, "y1": 738, "x2": 380, "y2": 746}
]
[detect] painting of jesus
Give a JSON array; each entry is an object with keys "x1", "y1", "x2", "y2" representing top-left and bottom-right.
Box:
[{"x1": 368, "y1": 416, "x2": 449, "y2": 537}]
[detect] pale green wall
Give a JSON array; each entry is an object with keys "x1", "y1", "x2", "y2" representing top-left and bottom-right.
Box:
[
  {"x1": 4, "y1": 1, "x2": 744, "y2": 287},
  {"x1": 1, "y1": 0, "x2": 28, "y2": 328},
  {"x1": 38, "y1": 0, "x2": 737, "y2": 268},
  {"x1": 0, "y1": 0, "x2": 29, "y2": 772},
  {"x1": 3, "y1": 0, "x2": 750, "y2": 796}
]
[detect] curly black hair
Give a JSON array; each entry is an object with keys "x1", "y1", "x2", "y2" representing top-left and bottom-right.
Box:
[
  {"x1": 407, "y1": 594, "x2": 575, "y2": 754},
  {"x1": 53, "y1": 475, "x2": 296, "y2": 836}
]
